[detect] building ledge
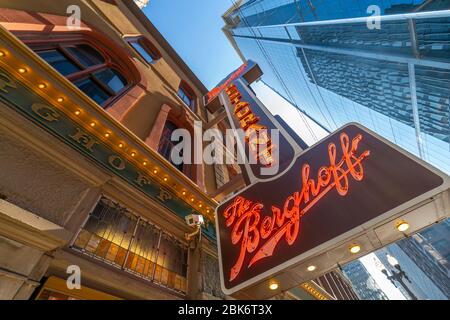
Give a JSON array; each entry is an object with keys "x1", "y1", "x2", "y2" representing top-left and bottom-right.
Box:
[{"x1": 0, "y1": 199, "x2": 72, "y2": 252}]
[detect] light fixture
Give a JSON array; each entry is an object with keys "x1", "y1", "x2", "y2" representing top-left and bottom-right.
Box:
[
  {"x1": 57, "y1": 97, "x2": 64, "y2": 103},
  {"x1": 206, "y1": 209, "x2": 210, "y2": 213},
  {"x1": 349, "y1": 244, "x2": 361, "y2": 254},
  {"x1": 0, "y1": 51, "x2": 5, "y2": 57},
  {"x1": 38, "y1": 83, "x2": 46, "y2": 89},
  {"x1": 190, "y1": 197, "x2": 195, "y2": 202},
  {"x1": 104, "y1": 132, "x2": 110, "y2": 138},
  {"x1": 90, "y1": 122, "x2": 96, "y2": 127},
  {"x1": 143, "y1": 161, "x2": 147, "y2": 166},
  {"x1": 18, "y1": 68, "x2": 27, "y2": 74},
  {"x1": 182, "y1": 191, "x2": 186, "y2": 196},
  {"x1": 199, "y1": 204, "x2": 203, "y2": 208},
  {"x1": 131, "y1": 152, "x2": 136, "y2": 157},
  {"x1": 153, "y1": 169, "x2": 158, "y2": 174},
  {"x1": 307, "y1": 265, "x2": 316, "y2": 272},
  {"x1": 163, "y1": 177, "x2": 168, "y2": 182},
  {"x1": 396, "y1": 221, "x2": 410, "y2": 232},
  {"x1": 74, "y1": 110, "x2": 81, "y2": 116},
  {"x1": 118, "y1": 143, "x2": 124, "y2": 148},
  {"x1": 269, "y1": 281, "x2": 279, "y2": 291}
]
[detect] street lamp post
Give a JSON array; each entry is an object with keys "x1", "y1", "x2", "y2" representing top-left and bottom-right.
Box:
[{"x1": 380, "y1": 255, "x2": 418, "y2": 300}]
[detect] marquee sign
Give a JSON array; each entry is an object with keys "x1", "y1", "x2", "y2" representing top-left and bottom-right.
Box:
[
  {"x1": 207, "y1": 61, "x2": 303, "y2": 182},
  {"x1": 215, "y1": 123, "x2": 449, "y2": 296}
]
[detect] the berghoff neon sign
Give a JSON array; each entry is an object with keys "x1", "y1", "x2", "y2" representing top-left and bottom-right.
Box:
[{"x1": 222, "y1": 132, "x2": 370, "y2": 281}]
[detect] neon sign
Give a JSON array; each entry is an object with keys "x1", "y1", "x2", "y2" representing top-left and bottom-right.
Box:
[
  {"x1": 225, "y1": 83, "x2": 275, "y2": 166},
  {"x1": 206, "y1": 62, "x2": 248, "y2": 104},
  {"x1": 222, "y1": 132, "x2": 370, "y2": 281}
]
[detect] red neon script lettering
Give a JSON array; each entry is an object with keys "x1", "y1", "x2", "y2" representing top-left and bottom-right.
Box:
[{"x1": 222, "y1": 132, "x2": 370, "y2": 282}]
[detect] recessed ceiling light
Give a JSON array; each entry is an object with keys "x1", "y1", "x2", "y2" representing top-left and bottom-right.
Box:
[
  {"x1": 396, "y1": 221, "x2": 410, "y2": 232},
  {"x1": 307, "y1": 265, "x2": 316, "y2": 272},
  {"x1": 269, "y1": 282, "x2": 278, "y2": 290},
  {"x1": 349, "y1": 244, "x2": 361, "y2": 254}
]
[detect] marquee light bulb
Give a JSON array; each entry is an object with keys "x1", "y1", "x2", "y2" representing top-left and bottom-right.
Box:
[
  {"x1": 74, "y1": 110, "x2": 81, "y2": 116},
  {"x1": 118, "y1": 143, "x2": 124, "y2": 148},
  {"x1": 349, "y1": 244, "x2": 361, "y2": 254},
  {"x1": 396, "y1": 221, "x2": 409, "y2": 232},
  {"x1": 131, "y1": 152, "x2": 136, "y2": 157},
  {"x1": 18, "y1": 68, "x2": 27, "y2": 74},
  {"x1": 90, "y1": 122, "x2": 96, "y2": 127},
  {"x1": 182, "y1": 191, "x2": 186, "y2": 196},
  {"x1": 143, "y1": 161, "x2": 147, "y2": 166},
  {"x1": 57, "y1": 97, "x2": 64, "y2": 103},
  {"x1": 153, "y1": 169, "x2": 158, "y2": 174},
  {"x1": 163, "y1": 177, "x2": 168, "y2": 182},
  {"x1": 104, "y1": 132, "x2": 110, "y2": 138},
  {"x1": 307, "y1": 265, "x2": 316, "y2": 272},
  {"x1": 0, "y1": 51, "x2": 5, "y2": 57},
  {"x1": 38, "y1": 83, "x2": 46, "y2": 89}
]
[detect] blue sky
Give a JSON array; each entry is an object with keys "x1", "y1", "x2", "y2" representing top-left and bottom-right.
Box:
[
  {"x1": 143, "y1": 0, "x2": 327, "y2": 146},
  {"x1": 143, "y1": 0, "x2": 242, "y2": 89}
]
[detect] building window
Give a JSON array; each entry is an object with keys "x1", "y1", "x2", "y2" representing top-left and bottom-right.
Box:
[
  {"x1": 34, "y1": 43, "x2": 128, "y2": 107},
  {"x1": 158, "y1": 121, "x2": 184, "y2": 173},
  {"x1": 72, "y1": 196, "x2": 188, "y2": 294},
  {"x1": 178, "y1": 82, "x2": 196, "y2": 111},
  {"x1": 127, "y1": 36, "x2": 161, "y2": 64}
]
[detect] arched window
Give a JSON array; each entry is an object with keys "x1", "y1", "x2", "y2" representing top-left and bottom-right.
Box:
[
  {"x1": 126, "y1": 36, "x2": 161, "y2": 64},
  {"x1": 158, "y1": 121, "x2": 184, "y2": 172},
  {"x1": 33, "y1": 43, "x2": 129, "y2": 107},
  {"x1": 177, "y1": 82, "x2": 196, "y2": 112}
]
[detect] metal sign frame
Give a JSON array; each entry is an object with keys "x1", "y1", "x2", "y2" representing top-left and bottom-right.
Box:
[{"x1": 215, "y1": 122, "x2": 450, "y2": 296}]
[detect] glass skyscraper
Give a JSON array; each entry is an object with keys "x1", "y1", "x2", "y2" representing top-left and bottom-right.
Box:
[
  {"x1": 223, "y1": 0, "x2": 450, "y2": 299},
  {"x1": 343, "y1": 260, "x2": 389, "y2": 300}
]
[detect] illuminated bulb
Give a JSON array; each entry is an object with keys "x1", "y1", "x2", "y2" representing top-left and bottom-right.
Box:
[
  {"x1": 18, "y1": 68, "x2": 27, "y2": 74},
  {"x1": 131, "y1": 152, "x2": 136, "y2": 157},
  {"x1": 118, "y1": 143, "x2": 124, "y2": 148},
  {"x1": 90, "y1": 122, "x2": 96, "y2": 127},
  {"x1": 190, "y1": 198, "x2": 195, "y2": 202},
  {"x1": 74, "y1": 110, "x2": 81, "y2": 116},
  {"x1": 143, "y1": 161, "x2": 147, "y2": 166},
  {"x1": 38, "y1": 83, "x2": 46, "y2": 89},
  {"x1": 163, "y1": 177, "x2": 168, "y2": 182},
  {"x1": 269, "y1": 282, "x2": 278, "y2": 290},
  {"x1": 349, "y1": 244, "x2": 361, "y2": 254},
  {"x1": 199, "y1": 204, "x2": 203, "y2": 208},
  {"x1": 182, "y1": 191, "x2": 186, "y2": 196},
  {"x1": 206, "y1": 209, "x2": 210, "y2": 213},
  {"x1": 153, "y1": 169, "x2": 158, "y2": 174},
  {"x1": 307, "y1": 265, "x2": 316, "y2": 272},
  {"x1": 57, "y1": 97, "x2": 64, "y2": 103},
  {"x1": 104, "y1": 132, "x2": 110, "y2": 138},
  {"x1": 0, "y1": 51, "x2": 5, "y2": 57},
  {"x1": 396, "y1": 221, "x2": 410, "y2": 232}
]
